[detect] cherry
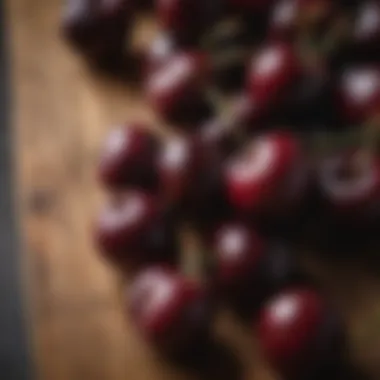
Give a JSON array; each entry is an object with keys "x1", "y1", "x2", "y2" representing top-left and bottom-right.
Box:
[
  {"x1": 223, "y1": 132, "x2": 308, "y2": 217},
  {"x1": 253, "y1": 30, "x2": 340, "y2": 128},
  {"x1": 338, "y1": 66, "x2": 380, "y2": 125},
  {"x1": 317, "y1": 151, "x2": 380, "y2": 218},
  {"x1": 157, "y1": 134, "x2": 227, "y2": 230},
  {"x1": 98, "y1": 123, "x2": 158, "y2": 190},
  {"x1": 258, "y1": 288, "x2": 346, "y2": 380},
  {"x1": 145, "y1": 51, "x2": 213, "y2": 127},
  {"x1": 128, "y1": 266, "x2": 242, "y2": 376},
  {"x1": 157, "y1": 135, "x2": 202, "y2": 206},
  {"x1": 143, "y1": 32, "x2": 176, "y2": 75},
  {"x1": 247, "y1": 43, "x2": 301, "y2": 111},
  {"x1": 94, "y1": 192, "x2": 178, "y2": 269},
  {"x1": 211, "y1": 223, "x2": 266, "y2": 289},
  {"x1": 62, "y1": 0, "x2": 133, "y2": 68},
  {"x1": 351, "y1": 1, "x2": 380, "y2": 61},
  {"x1": 156, "y1": 0, "x2": 223, "y2": 46},
  {"x1": 127, "y1": 266, "x2": 213, "y2": 357},
  {"x1": 314, "y1": 151, "x2": 380, "y2": 252},
  {"x1": 300, "y1": 150, "x2": 380, "y2": 254},
  {"x1": 209, "y1": 223, "x2": 301, "y2": 317},
  {"x1": 268, "y1": 0, "x2": 298, "y2": 41}
]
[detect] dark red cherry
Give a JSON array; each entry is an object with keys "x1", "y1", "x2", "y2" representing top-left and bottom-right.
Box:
[
  {"x1": 247, "y1": 43, "x2": 301, "y2": 110},
  {"x1": 62, "y1": 0, "x2": 133, "y2": 67},
  {"x1": 268, "y1": 0, "x2": 298, "y2": 40},
  {"x1": 223, "y1": 132, "x2": 308, "y2": 216},
  {"x1": 209, "y1": 223, "x2": 303, "y2": 317},
  {"x1": 128, "y1": 266, "x2": 241, "y2": 377},
  {"x1": 95, "y1": 192, "x2": 178, "y2": 269},
  {"x1": 127, "y1": 266, "x2": 212, "y2": 355},
  {"x1": 157, "y1": 135, "x2": 202, "y2": 205},
  {"x1": 338, "y1": 66, "x2": 380, "y2": 124},
  {"x1": 317, "y1": 151, "x2": 380, "y2": 219},
  {"x1": 258, "y1": 288, "x2": 345, "y2": 380},
  {"x1": 157, "y1": 134, "x2": 227, "y2": 228},
  {"x1": 303, "y1": 151, "x2": 380, "y2": 254},
  {"x1": 352, "y1": 1, "x2": 380, "y2": 59},
  {"x1": 156, "y1": 0, "x2": 223, "y2": 46},
  {"x1": 212, "y1": 223, "x2": 266, "y2": 290},
  {"x1": 145, "y1": 52, "x2": 213, "y2": 127},
  {"x1": 143, "y1": 32, "x2": 176, "y2": 75},
  {"x1": 98, "y1": 124, "x2": 158, "y2": 190}
]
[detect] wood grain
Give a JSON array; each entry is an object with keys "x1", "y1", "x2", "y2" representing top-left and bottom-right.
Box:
[{"x1": 6, "y1": 1, "x2": 380, "y2": 379}]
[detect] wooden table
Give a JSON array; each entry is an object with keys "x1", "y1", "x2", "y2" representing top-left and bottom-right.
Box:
[{"x1": 6, "y1": 1, "x2": 380, "y2": 379}]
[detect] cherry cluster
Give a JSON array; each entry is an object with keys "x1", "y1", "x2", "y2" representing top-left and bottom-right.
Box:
[{"x1": 63, "y1": 0, "x2": 380, "y2": 379}]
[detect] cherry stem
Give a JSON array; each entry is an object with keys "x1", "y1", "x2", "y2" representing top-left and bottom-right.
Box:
[
  {"x1": 297, "y1": 11, "x2": 349, "y2": 67},
  {"x1": 204, "y1": 89, "x2": 236, "y2": 132},
  {"x1": 200, "y1": 18, "x2": 242, "y2": 50},
  {"x1": 205, "y1": 89, "x2": 249, "y2": 146},
  {"x1": 179, "y1": 226, "x2": 205, "y2": 282},
  {"x1": 320, "y1": 14, "x2": 349, "y2": 55}
]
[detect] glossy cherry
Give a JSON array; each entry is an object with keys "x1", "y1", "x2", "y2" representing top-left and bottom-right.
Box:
[
  {"x1": 98, "y1": 124, "x2": 158, "y2": 190},
  {"x1": 145, "y1": 51, "x2": 213, "y2": 126},
  {"x1": 317, "y1": 151, "x2": 380, "y2": 219},
  {"x1": 210, "y1": 223, "x2": 301, "y2": 316},
  {"x1": 258, "y1": 288, "x2": 345, "y2": 380},
  {"x1": 95, "y1": 192, "x2": 177, "y2": 269},
  {"x1": 351, "y1": 1, "x2": 380, "y2": 60},
  {"x1": 62, "y1": 0, "x2": 133, "y2": 66},
  {"x1": 127, "y1": 266, "x2": 212, "y2": 356},
  {"x1": 223, "y1": 132, "x2": 308, "y2": 217},
  {"x1": 247, "y1": 43, "x2": 301, "y2": 111},
  {"x1": 268, "y1": 0, "x2": 298, "y2": 40},
  {"x1": 157, "y1": 135, "x2": 201, "y2": 205},
  {"x1": 299, "y1": 150, "x2": 380, "y2": 253},
  {"x1": 143, "y1": 32, "x2": 176, "y2": 75},
  {"x1": 211, "y1": 223, "x2": 266, "y2": 288},
  {"x1": 338, "y1": 66, "x2": 380, "y2": 125},
  {"x1": 157, "y1": 134, "x2": 227, "y2": 229}
]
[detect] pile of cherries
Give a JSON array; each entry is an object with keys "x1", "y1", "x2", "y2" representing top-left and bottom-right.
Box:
[{"x1": 63, "y1": 0, "x2": 380, "y2": 379}]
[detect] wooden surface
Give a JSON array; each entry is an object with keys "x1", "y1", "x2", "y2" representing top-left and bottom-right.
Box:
[{"x1": 6, "y1": 1, "x2": 380, "y2": 379}]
